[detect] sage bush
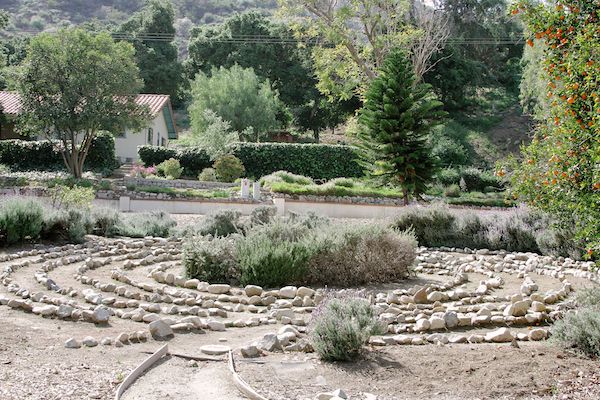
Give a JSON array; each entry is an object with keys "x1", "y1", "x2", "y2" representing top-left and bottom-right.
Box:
[{"x1": 310, "y1": 297, "x2": 384, "y2": 361}]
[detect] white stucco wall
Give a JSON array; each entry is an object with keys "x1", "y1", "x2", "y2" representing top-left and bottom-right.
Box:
[{"x1": 114, "y1": 111, "x2": 170, "y2": 163}]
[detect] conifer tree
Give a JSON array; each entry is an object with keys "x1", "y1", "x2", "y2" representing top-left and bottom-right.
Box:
[{"x1": 358, "y1": 50, "x2": 446, "y2": 205}]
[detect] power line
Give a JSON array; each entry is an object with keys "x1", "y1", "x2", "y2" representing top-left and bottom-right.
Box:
[{"x1": 2, "y1": 28, "x2": 524, "y2": 45}]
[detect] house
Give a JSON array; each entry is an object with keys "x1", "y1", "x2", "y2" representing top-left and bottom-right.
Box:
[{"x1": 0, "y1": 91, "x2": 178, "y2": 163}]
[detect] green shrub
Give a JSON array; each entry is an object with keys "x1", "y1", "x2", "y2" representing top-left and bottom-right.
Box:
[
  {"x1": 43, "y1": 208, "x2": 94, "y2": 243},
  {"x1": 393, "y1": 204, "x2": 458, "y2": 248},
  {"x1": 138, "y1": 145, "x2": 212, "y2": 177},
  {"x1": 49, "y1": 185, "x2": 95, "y2": 209},
  {"x1": 117, "y1": 211, "x2": 176, "y2": 238},
  {"x1": 0, "y1": 134, "x2": 117, "y2": 173},
  {"x1": 0, "y1": 164, "x2": 10, "y2": 174},
  {"x1": 214, "y1": 155, "x2": 245, "y2": 182},
  {"x1": 0, "y1": 198, "x2": 44, "y2": 244},
  {"x1": 307, "y1": 225, "x2": 416, "y2": 286},
  {"x1": 231, "y1": 142, "x2": 363, "y2": 180},
  {"x1": 310, "y1": 297, "x2": 384, "y2": 361},
  {"x1": 551, "y1": 310, "x2": 600, "y2": 357},
  {"x1": 436, "y1": 168, "x2": 461, "y2": 186},
  {"x1": 183, "y1": 236, "x2": 239, "y2": 283},
  {"x1": 91, "y1": 207, "x2": 121, "y2": 237},
  {"x1": 444, "y1": 184, "x2": 461, "y2": 197},
  {"x1": 431, "y1": 134, "x2": 469, "y2": 167},
  {"x1": 460, "y1": 167, "x2": 503, "y2": 192},
  {"x1": 157, "y1": 158, "x2": 183, "y2": 180},
  {"x1": 236, "y1": 219, "x2": 313, "y2": 287},
  {"x1": 198, "y1": 168, "x2": 217, "y2": 182},
  {"x1": 195, "y1": 210, "x2": 243, "y2": 237},
  {"x1": 250, "y1": 206, "x2": 277, "y2": 226}
]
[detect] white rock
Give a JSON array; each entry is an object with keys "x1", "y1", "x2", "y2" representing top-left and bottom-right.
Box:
[
  {"x1": 207, "y1": 284, "x2": 231, "y2": 295},
  {"x1": 241, "y1": 345, "x2": 261, "y2": 358},
  {"x1": 279, "y1": 286, "x2": 297, "y2": 299},
  {"x1": 200, "y1": 345, "x2": 231, "y2": 355},
  {"x1": 244, "y1": 285, "x2": 263, "y2": 297},
  {"x1": 485, "y1": 328, "x2": 513, "y2": 343},
  {"x1": 207, "y1": 320, "x2": 226, "y2": 331}
]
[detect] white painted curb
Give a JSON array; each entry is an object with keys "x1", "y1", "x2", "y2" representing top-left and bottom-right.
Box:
[
  {"x1": 114, "y1": 344, "x2": 169, "y2": 400},
  {"x1": 228, "y1": 350, "x2": 269, "y2": 400}
]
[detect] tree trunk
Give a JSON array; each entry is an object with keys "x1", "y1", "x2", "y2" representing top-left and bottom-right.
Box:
[{"x1": 403, "y1": 187, "x2": 410, "y2": 206}]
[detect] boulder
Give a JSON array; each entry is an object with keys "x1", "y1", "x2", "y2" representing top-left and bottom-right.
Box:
[
  {"x1": 148, "y1": 320, "x2": 174, "y2": 340},
  {"x1": 485, "y1": 328, "x2": 513, "y2": 343}
]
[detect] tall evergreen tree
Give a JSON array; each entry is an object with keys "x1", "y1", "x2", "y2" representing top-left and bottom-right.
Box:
[{"x1": 359, "y1": 50, "x2": 446, "y2": 204}]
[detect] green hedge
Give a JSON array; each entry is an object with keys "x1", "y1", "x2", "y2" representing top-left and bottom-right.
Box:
[
  {"x1": 139, "y1": 143, "x2": 364, "y2": 180},
  {"x1": 231, "y1": 143, "x2": 363, "y2": 180},
  {"x1": 0, "y1": 134, "x2": 118, "y2": 172},
  {"x1": 138, "y1": 146, "x2": 211, "y2": 177}
]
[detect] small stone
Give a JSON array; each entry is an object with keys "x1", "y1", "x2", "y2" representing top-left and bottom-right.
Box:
[
  {"x1": 413, "y1": 287, "x2": 427, "y2": 304},
  {"x1": 279, "y1": 286, "x2": 297, "y2": 299},
  {"x1": 485, "y1": 328, "x2": 513, "y2": 343},
  {"x1": 207, "y1": 284, "x2": 231, "y2": 295},
  {"x1": 148, "y1": 320, "x2": 174, "y2": 340},
  {"x1": 64, "y1": 338, "x2": 81, "y2": 349},
  {"x1": 443, "y1": 311, "x2": 459, "y2": 329},
  {"x1": 258, "y1": 333, "x2": 281, "y2": 352},
  {"x1": 528, "y1": 329, "x2": 547, "y2": 341},
  {"x1": 82, "y1": 336, "x2": 98, "y2": 347},
  {"x1": 240, "y1": 345, "x2": 260, "y2": 358},
  {"x1": 101, "y1": 337, "x2": 112, "y2": 346},
  {"x1": 244, "y1": 285, "x2": 263, "y2": 297},
  {"x1": 207, "y1": 320, "x2": 226, "y2": 332}
]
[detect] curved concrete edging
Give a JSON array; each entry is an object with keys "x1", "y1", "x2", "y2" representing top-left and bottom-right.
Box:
[
  {"x1": 114, "y1": 344, "x2": 169, "y2": 400},
  {"x1": 228, "y1": 351, "x2": 269, "y2": 400}
]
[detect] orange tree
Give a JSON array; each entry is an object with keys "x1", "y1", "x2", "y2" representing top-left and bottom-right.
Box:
[{"x1": 508, "y1": 0, "x2": 599, "y2": 256}]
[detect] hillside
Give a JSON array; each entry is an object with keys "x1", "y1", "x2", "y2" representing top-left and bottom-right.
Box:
[{"x1": 0, "y1": 0, "x2": 277, "y2": 32}]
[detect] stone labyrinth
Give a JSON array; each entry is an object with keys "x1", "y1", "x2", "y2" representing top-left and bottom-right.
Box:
[{"x1": 0, "y1": 237, "x2": 599, "y2": 357}]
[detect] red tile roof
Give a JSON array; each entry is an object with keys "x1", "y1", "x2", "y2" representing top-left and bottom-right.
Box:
[
  {"x1": 0, "y1": 91, "x2": 22, "y2": 115},
  {"x1": 0, "y1": 91, "x2": 171, "y2": 118}
]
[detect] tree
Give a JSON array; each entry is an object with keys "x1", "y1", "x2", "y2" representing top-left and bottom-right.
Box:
[
  {"x1": 508, "y1": 0, "x2": 600, "y2": 255},
  {"x1": 358, "y1": 50, "x2": 446, "y2": 204},
  {"x1": 189, "y1": 65, "x2": 281, "y2": 141},
  {"x1": 117, "y1": 0, "x2": 183, "y2": 104},
  {"x1": 278, "y1": 0, "x2": 449, "y2": 100},
  {"x1": 18, "y1": 28, "x2": 150, "y2": 178},
  {"x1": 424, "y1": 0, "x2": 523, "y2": 108},
  {"x1": 183, "y1": 109, "x2": 240, "y2": 160},
  {"x1": 185, "y1": 11, "x2": 357, "y2": 140}
]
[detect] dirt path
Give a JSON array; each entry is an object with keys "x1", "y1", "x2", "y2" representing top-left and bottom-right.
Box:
[{"x1": 121, "y1": 357, "x2": 246, "y2": 400}]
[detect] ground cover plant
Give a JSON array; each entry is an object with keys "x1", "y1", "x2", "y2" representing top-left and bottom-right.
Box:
[{"x1": 125, "y1": 185, "x2": 232, "y2": 199}]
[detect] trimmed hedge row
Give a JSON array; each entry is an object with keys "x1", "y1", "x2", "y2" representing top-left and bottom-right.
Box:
[
  {"x1": 138, "y1": 143, "x2": 364, "y2": 180},
  {"x1": 138, "y1": 146, "x2": 211, "y2": 177},
  {"x1": 0, "y1": 134, "x2": 118, "y2": 172}
]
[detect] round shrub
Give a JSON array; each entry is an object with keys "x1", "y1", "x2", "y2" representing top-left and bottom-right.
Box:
[
  {"x1": 91, "y1": 207, "x2": 121, "y2": 237},
  {"x1": 0, "y1": 198, "x2": 44, "y2": 244},
  {"x1": 214, "y1": 154, "x2": 245, "y2": 183},
  {"x1": 117, "y1": 211, "x2": 176, "y2": 238},
  {"x1": 183, "y1": 236, "x2": 239, "y2": 283},
  {"x1": 195, "y1": 210, "x2": 243, "y2": 237},
  {"x1": 308, "y1": 225, "x2": 417, "y2": 286},
  {"x1": 42, "y1": 208, "x2": 94, "y2": 243},
  {"x1": 435, "y1": 168, "x2": 461, "y2": 186},
  {"x1": 198, "y1": 168, "x2": 217, "y2": 182},
  {"x1": 310, "y1": 297, "x2": 384, "y2": 361},
  {"x1": 250, "y1": 206, "x2": 277, "y2": 226},
  {"x1": 157, "y1": 158, "x2": 183, "y2": 180},
  {"x1": 329, "y1": 177, "x2": 355, "y2": 188}
]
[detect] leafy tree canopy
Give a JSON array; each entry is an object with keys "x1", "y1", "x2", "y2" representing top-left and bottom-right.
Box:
[
  {"x1": 18, "y1": 28, "x2": 151, "y2": 178},
  {"x1": 189, "y1": 64, "x2": 282, "y2": 141}
]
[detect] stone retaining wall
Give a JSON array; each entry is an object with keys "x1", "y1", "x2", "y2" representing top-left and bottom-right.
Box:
[{"x1": 124, "y1": 177, "x2": 237, "y2": 190}]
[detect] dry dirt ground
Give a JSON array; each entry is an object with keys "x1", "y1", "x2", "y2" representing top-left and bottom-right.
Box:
[{"x1": 1, "y1": 217, "x2": 599, "y2": 400}]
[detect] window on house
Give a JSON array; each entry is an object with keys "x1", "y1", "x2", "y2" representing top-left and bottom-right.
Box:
[{"x1": 147, "y1": 128, "x2": 153, "y2": 144}]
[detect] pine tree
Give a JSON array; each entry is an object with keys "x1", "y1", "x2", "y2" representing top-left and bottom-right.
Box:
[{"x1": 358, "y1": 50, "x2": 446, "y2": 205}]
